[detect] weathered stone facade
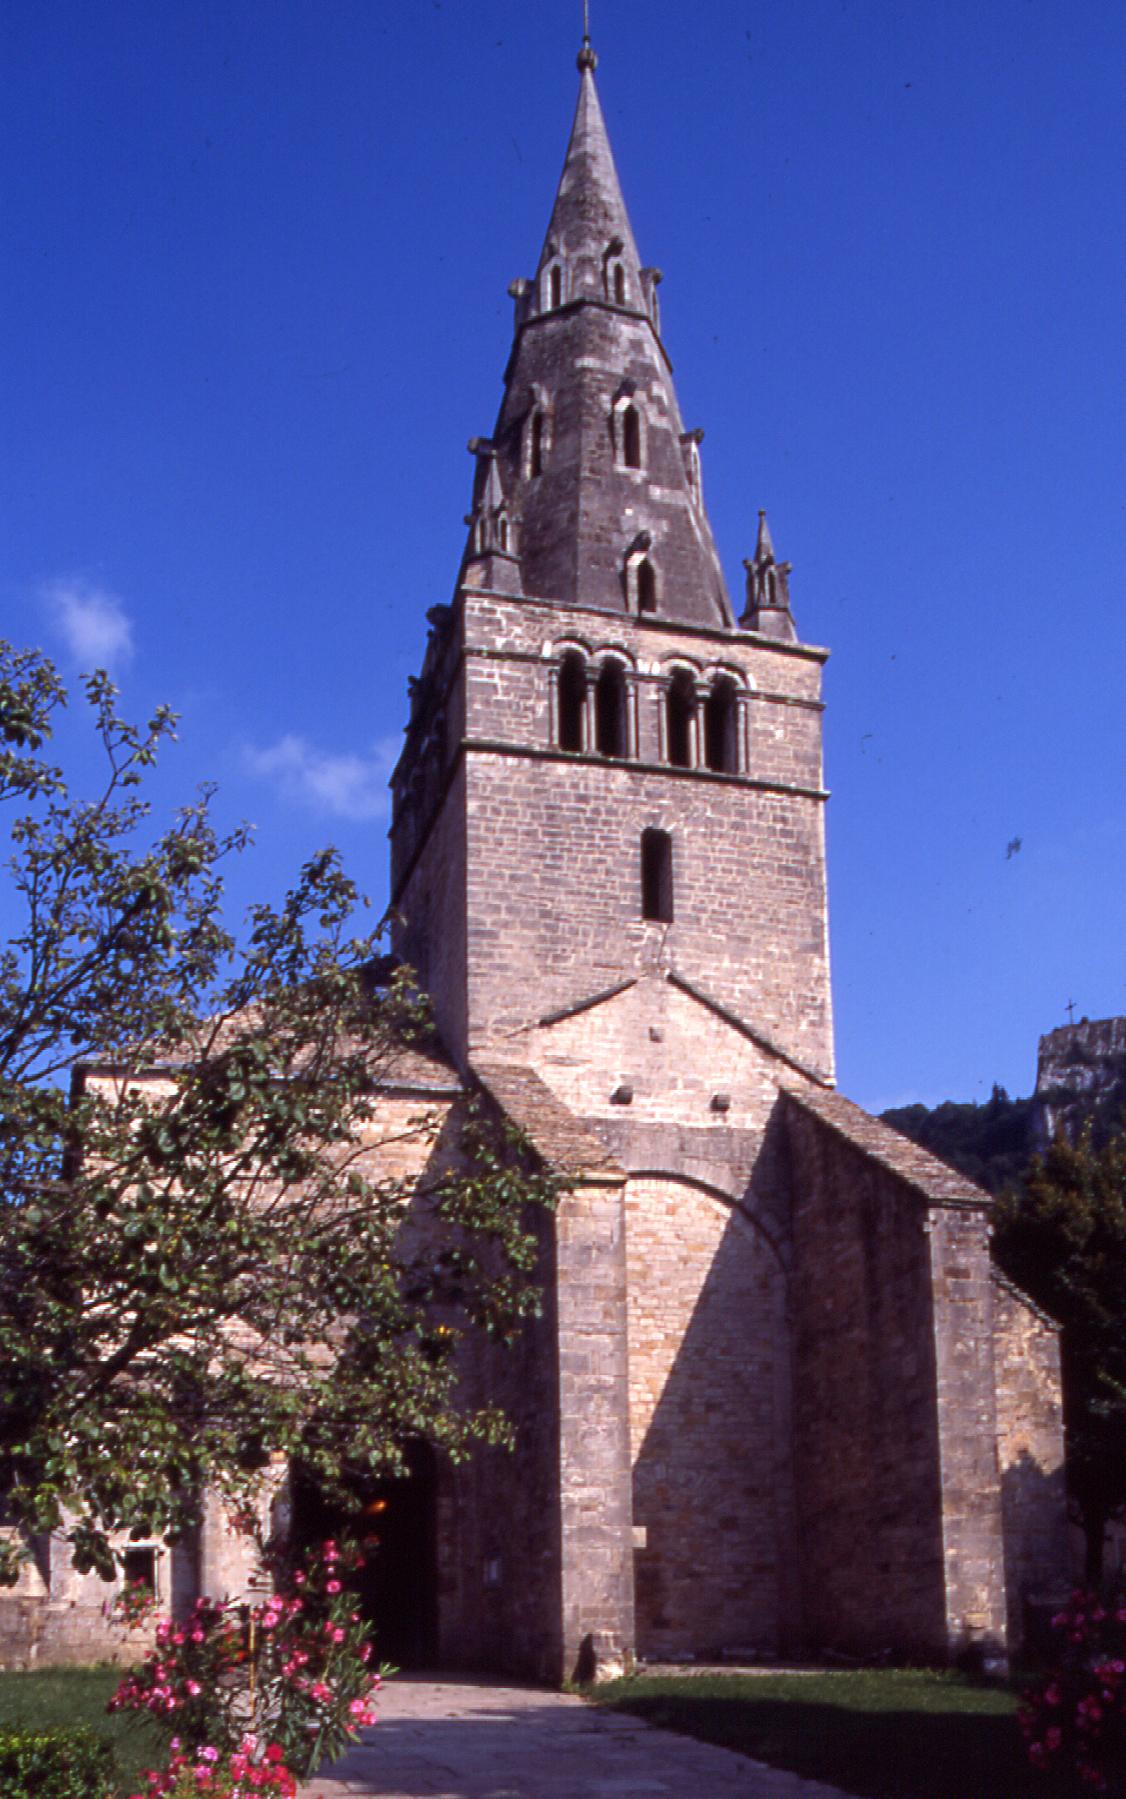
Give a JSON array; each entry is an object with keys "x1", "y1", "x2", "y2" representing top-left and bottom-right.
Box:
[{"x1": 1, "y1": 39, "x2": 1069, "y2": 1679}]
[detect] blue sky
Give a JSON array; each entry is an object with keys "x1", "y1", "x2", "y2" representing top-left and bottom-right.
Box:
[{"x1": 3, "y1": 0, "x2": 1124, "y2": 1112}]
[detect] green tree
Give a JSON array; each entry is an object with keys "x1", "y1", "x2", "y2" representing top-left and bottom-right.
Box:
[
  {"x1": 992, "y1": 1125, "x2": 1126, "y2": 1580},
  {"x1": 0, "y1": 641, "x2": 554, "y2": 1582}
]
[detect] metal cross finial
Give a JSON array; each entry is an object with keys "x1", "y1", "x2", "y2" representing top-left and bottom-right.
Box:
[
  {"x1": 577, "y1": 0, "x2": 597, "y2": 70},
  {"x1": 1066, "y1": 998, "x2": 1076, "y2": 1025}
]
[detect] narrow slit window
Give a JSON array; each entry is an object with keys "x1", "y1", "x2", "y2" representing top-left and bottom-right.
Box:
[
  {"x1": 666, "y1": 669, "x2": 696, "y2": 769},
  {"x1": 557, "y1": 651, "x2": 587, "y2": 752},
  {"x1": 530, "y1": 411, "x2": 544, "y2": 477},
  {"x1": 549, "y1": 265, "x2": 562, "y2": 309},
  {"x1": 595, "y1": 661, "x2": 628, "y2": 758},
  {"x1": 641, "y1": 829, "x2": 673, "y2": 922},
  {"x1": 622, "y1": 405, "x2": 642, "y2": 469},
  {"x1": 497, "y1": 514, "x2": 508, "y2": 551},
  {"x1": 613, "y1": 263, "x2": 626, "y2": 304},
  {"x1": 636, "y1": 558, "x2": 657, "y2": 613},
  {"x1": 704, "y1": 677, "x2": 739, "y2": 774}
]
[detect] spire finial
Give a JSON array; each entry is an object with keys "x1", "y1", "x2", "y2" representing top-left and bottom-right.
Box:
[{"x1": 577, "y1": 0, "x2": 598, "y2": 70}]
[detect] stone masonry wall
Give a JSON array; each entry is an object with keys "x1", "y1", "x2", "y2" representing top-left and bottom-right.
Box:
[
  {"x1": 785, "y1": 1090, "x2": 1012, "y2": 1661},
  {"x1": 993, "y1": 1277, "x2": 1070, "y2": 1646},
  {"x1": 435, "y1": 1197, "x2": 564, "y2": 1680},
  {"x1": 391, "y1": 759, "x2": 469, "y2": 1067},
  {"x1": 555, "y1": 1175, "x2": 636, "y2": 1679},
  {"x1": 463, "y1": 752, "x2": 829, "y2": 1076},
  {"x1": 786, "y1": 1099, "x2": 951, "y2": 1659},
  {"x1": 925, "y1": 1207, "x2": 1009, "y2": 1657},
  {"x1": 625, "y1": 1175, "x2": 795, "y2": 1658}
]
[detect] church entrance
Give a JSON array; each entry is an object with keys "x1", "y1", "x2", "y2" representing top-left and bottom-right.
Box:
[{"x1": 289, "y1": 1443, "x2": 439, "y2": 1669}]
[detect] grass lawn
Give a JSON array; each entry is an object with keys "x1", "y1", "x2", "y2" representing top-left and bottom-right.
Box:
[
  {"x1": 590, "y1": 1667, "x2": 1075, "y2": 1799},
  {"x1": 0, "y1": 1666, "x2": 163, "y2": 1795}
]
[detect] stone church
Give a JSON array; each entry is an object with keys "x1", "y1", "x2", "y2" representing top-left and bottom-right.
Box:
[
  {"x1": 375, "y1": 38, "x2": 1070, "y2": 1679},
  {"x1": 0, "y1": 39, "x2": 1068, "y2": 1679}
]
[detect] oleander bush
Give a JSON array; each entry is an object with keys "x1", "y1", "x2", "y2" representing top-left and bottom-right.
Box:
[{"x1": 1019, "y1": 1586, "x2": 1126, "y2": 1794}]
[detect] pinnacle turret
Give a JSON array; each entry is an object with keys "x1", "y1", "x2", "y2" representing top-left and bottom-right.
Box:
[{"x1": 741, "y1": 510, "x2": 797, "y2": 641}]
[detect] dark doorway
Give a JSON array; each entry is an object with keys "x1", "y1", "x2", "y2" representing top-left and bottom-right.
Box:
[{"x1": 290, "y1": 1443, "x2": 439, "y2": 1669}]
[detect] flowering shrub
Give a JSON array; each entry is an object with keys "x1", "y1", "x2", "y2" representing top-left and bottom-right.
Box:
[
  {"x1": 128, "y1": 1735, "x2": 295, "y2": 1798},
  {"x1": 110, "y1": 1540, "x2": 381, "y2": 1783},
  {"x1": 1019, "y1": 1586, "x2": 1126, "y2": 1793},
  {"x1": 105, "y1": 1576, "x2": 160, "y2": 1629}
]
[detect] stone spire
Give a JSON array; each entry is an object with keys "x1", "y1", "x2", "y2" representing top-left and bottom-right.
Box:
[{"x1": 458, "y1": 46, "x2": 734, "y2": 628}]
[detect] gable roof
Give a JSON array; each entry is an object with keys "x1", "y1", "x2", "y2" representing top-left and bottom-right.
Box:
[
  {"x1": 472, "y1": 1058, "x2": 623, "y2": 1182},
  {"x1": 783, "y1": 1084, "x2": 991, "y2": 1208}
]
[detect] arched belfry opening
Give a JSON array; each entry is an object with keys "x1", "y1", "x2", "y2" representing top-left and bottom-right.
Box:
[
  {"x1": 704, "y1": 676, "x2": 739, "y2": 774},
  {"x1": 595, "y1": 659, "x2": 628, "y2": 758},
  {"x1": 557, "y1": 650, "x2": 587, "y2": 752},
  {"x1": 666, "y1": 668, "x2": 697, "y2": 769},
  {"x1": 289, "y1": 1443, "x2": 439, "y2": 1669}
]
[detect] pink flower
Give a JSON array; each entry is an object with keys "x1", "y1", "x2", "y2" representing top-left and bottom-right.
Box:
[{"x1": 325, "y1": 1579, "x2": 341, "y2": 1594}]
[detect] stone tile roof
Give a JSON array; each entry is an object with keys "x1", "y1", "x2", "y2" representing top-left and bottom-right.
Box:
[
  {"x1": 366, "y1": 1031, "x2": 462, "y2": 1094},
  {"x1": 79, "y1": 1008, "x2": 462, "y2": 1096},
  {"x1": 472, "y1": 1059, "x2": 624, "y2": 1181},
  {"x1": 783, "y1": 1083, "x2": 991, "y2": 1208},
  {"x1": 992, "y1": 1269, "x2": 1062, "y2": 1330}
]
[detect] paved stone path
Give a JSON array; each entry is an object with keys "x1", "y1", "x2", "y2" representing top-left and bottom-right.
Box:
[{"x1": 299, "y1": 1675, "x2": 861, "y2": 1798}]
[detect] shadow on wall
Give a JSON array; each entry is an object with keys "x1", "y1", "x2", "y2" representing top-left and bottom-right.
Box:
[
  {"x1": 1001, "y1": 1447, "x2": 1071, "y2": 1659},
  {"x1": 629, "y1": 1117, "x2": 797, "y2": 1661}
]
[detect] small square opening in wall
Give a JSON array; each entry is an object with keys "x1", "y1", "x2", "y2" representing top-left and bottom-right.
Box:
[
  {"x1": 123, "y1": 1546, "x2": 157, "y2": 1592},
  {"x1": 641, "y1": 828, "x2": 673, "y2": 922}
]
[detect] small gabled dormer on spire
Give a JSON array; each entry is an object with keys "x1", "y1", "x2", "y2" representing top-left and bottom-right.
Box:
[{"x1": 741, "y1": 511, "x2": 797, "y2": 642}]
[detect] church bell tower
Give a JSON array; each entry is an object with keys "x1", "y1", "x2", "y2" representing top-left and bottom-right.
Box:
[{"x1": 390, "y1": 40, "x2": 833, "y2": 1088}]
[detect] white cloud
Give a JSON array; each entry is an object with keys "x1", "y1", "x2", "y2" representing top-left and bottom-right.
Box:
[
  {"x1": 245, "y1": 733, "x2": 397, "y2": 823},
  {"x1": 43, "y1": 577, "x2": 134, "y2": 671}
]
